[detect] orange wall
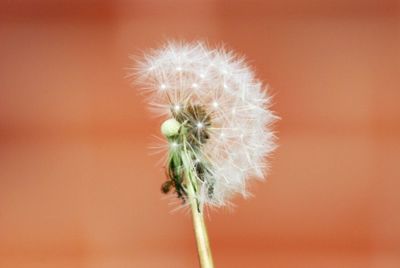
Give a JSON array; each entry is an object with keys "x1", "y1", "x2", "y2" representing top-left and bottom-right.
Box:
[{"x1": 0, "y1": 1, "x2": 399, "y2": 267}]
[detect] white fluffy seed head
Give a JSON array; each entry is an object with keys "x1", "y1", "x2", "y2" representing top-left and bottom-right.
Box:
[{"x1": 133, "y1": 41, "x2": 277, "y2": 207}]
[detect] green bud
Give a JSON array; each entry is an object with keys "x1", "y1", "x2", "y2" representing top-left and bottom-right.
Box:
[{"x1": 161, "y1": 118, "x2": 181, "y2": 137}]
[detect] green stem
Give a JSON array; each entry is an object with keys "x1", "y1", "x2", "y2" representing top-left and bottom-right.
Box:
[{"x1": 181, "y1": 148, "x2": 214, "y2": 268}]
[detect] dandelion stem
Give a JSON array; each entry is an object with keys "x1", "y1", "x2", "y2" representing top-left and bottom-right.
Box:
[
  {"x1": 187, "y1": 178, "x2": 213, "y2": 268},
  {"x1": 182, "y1": 143, "x2": 214, "y2": 268}
]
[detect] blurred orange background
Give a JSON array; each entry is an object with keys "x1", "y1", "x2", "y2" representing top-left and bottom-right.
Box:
[{"x1": 0, "y1": 0, "x2": 399, "y2": 267}]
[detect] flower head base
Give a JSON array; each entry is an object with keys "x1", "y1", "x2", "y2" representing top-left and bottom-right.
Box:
[{"x1": 134, "y1": 41, "x2": 277, "y2": 208}]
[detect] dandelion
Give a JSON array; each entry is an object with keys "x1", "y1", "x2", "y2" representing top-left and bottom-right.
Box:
[{"x1": 132, "y1": 41, "x2": 277, "y2": 268}]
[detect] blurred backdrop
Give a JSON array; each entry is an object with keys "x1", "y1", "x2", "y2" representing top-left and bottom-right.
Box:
[{"x1": 0, "y1": 0, "x2": 399, "y2": 267}]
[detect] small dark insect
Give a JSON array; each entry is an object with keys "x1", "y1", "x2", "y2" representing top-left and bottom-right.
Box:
[
  {"x1": 207, "y1": 183, "x2": 215, "y2": 198},
  {"x1": 161, "y1": 180, "x2": 174, "y2": 194}
]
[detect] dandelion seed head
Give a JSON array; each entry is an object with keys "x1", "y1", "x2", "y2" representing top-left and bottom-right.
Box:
[{"x1": 134, "y1": 41, "x2": 277, "y2": 207}]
